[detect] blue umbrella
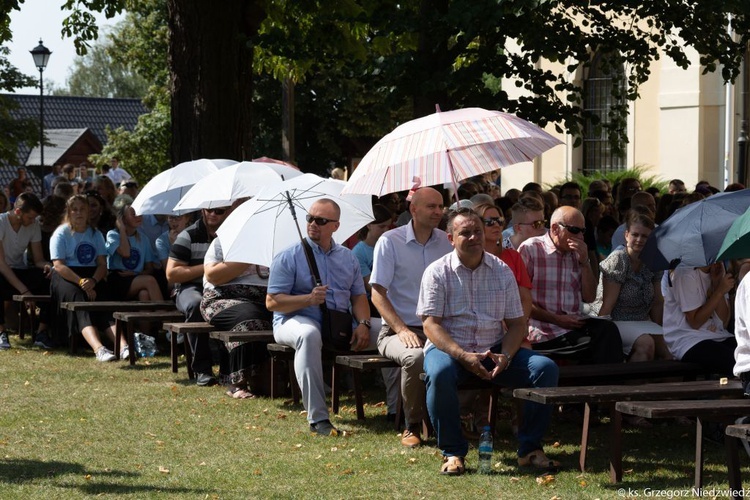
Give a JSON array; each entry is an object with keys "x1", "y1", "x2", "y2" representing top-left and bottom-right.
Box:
[{"x1": 640, "y1": 189, "x2": 750, "y2": 271}]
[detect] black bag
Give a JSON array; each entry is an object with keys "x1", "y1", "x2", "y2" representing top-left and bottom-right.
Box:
[
  {"x1": 321, "y1": 308, "x2": 353, "y2": 351},
  {"x1": 302, "y1": 239, "x2": 353, "y2": 351}
]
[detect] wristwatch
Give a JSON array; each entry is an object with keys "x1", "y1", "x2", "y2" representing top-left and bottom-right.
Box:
[{"x1": 358, "y1": 319, "x2": 371, "y2": 328}]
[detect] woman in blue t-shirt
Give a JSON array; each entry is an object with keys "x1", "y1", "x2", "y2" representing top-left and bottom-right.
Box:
[
  {"x1": 50, "y1": 195, "x2": 125, "y2": 362},
  {"x1": 105, "y1": 197, "x2": 163, "y2": 302}
]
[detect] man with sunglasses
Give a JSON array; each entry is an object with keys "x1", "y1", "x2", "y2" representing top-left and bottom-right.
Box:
[
  {"x1": 518, "y1": 206, "x2": 623, "y2": 364},
  {"x1": 370, "y1": 187, "x2": 453, "y2": 448},
  {"x1": 267, "y1": 199, "x2": 371, "y2": 437},
  {"x1": 167, "y1": 205, "x2": 233, "y2": 386},
  {"x1": 506, "y1": 196, "x2": 546, "y2": 250}
]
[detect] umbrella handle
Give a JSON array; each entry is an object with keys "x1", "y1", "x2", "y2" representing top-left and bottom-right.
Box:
[{"x1": 286, "y1": 190, "x2": 323, "y2": 288}]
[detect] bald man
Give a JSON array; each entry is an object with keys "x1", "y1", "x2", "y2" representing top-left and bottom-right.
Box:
[
  {"x1": 518, "y1": 206, "x2": 623, "y2": 363},
  {"x1": 371, "y1": 187, "x2": 452, "y2": 448}
]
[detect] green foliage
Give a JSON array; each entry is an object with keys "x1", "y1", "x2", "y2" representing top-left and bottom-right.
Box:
[
  {"x1": 0, "y1": 95, "x2": 39, "y2": 164},
  {"x1": 557, "y1": 165, "x2": 669, "y2": 195},
  {"x1": 50, "y1": 28, "x2": 150, "y2": 98}
]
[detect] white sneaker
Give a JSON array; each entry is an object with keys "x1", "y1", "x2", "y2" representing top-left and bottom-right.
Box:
[
  {"x1": 96, "y1": 346, "x2": 116, "y2": 362},
  {"x1": 120, "y1": 346, "x2": 130, "y2": 361}
]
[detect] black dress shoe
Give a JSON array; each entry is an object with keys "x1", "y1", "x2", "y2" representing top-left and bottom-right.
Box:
[{"x1": 196, "y1": 372, "x2": 218, "y2": 387}]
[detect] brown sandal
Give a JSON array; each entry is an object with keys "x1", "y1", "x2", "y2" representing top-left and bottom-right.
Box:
[
  {"x1": 226, "y1": 385, "x2": 256, "y2": 399},
  {"x1": 518, "y1": 450, "x2": 561, "y2": 471},
  {"x1": 440, "y1": 456, "x2": 465, "y2": 476}
]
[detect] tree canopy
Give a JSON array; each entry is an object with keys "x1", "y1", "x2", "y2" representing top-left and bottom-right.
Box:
[{"x1": 1, "y1": 0, "x2": 749, "y2": 174}]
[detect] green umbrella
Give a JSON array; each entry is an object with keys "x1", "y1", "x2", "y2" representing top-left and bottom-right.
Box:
[{"x1": 717, "y1": 206, "x2": 750, "y2": 261}]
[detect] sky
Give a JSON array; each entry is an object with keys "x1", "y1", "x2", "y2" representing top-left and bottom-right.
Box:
[{"x1": 6, "y1": 0, "x2": 125, "y2": 94}]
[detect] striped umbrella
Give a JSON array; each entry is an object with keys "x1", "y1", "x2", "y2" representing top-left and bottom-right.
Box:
[{"x1": 342, "y1": 107, "x2": 562, "y2": 196}]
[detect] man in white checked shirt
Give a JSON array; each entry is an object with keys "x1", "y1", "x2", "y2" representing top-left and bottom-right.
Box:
[{"x1": 417, "y1": 207, "x2": 560, "y2": 476}]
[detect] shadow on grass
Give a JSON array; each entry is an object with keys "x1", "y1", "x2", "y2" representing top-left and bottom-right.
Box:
[
  {"x1": 117, "y1": 360, "x2": 173, "y2": 371},
  {"x1": 0, "y1": 458, "x2": 209, "y2": 495}
]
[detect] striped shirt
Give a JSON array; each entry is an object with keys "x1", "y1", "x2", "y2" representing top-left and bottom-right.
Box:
[
  {"x1": 417, "y1": 251, "x2": 522, "y2": 353},
  {"x1": 518, "y1": 233, "x2": 582, "y2": 342}
]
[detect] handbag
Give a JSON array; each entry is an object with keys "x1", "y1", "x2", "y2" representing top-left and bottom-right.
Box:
[{"x1": 302, "y1": 239, "x2": 353, "y2": 351}]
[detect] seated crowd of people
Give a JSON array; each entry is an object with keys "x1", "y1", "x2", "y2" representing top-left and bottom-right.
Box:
[{"x1": 3, "y1": 166, "x2": 750, "y2": 476}]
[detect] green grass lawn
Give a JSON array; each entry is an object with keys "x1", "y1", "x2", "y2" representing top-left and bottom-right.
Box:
[{"x1": 0, "y1": 333, "x2": 745, "y2": 499}]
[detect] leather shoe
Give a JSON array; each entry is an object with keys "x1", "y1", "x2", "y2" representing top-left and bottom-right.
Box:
[
  {"x1": 401, "y1": 427, "x2": 421, "y2": 448},
  {"x1": 196, "y1": 372, "x2": 217, "y2": 387}
]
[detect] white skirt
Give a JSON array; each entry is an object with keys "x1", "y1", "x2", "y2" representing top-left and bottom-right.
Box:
[{"x1": 614, "y1": 320, "x2": 663, "y2": 356}]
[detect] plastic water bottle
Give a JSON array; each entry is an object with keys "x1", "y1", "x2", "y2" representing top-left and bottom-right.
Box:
[
  {"x1": 478, "y1": 426, "x2": 493, "y2": 474},
  {"x1": 134, "y1": 332, "x2": 157, "y2": 357}
]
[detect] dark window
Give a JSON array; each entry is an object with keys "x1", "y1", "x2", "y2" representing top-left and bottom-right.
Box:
[{"x1": 583, "y1": 52, "x2": 626, "y2": 175}]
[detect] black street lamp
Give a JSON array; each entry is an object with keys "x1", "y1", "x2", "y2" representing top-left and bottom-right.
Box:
[{"x1": 30, "y1": 39, "x2": 51, "y2": 184}]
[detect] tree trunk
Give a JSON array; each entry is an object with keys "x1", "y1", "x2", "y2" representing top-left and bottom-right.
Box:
[{"x1": 167, "y1": 0, "x2": 265, "y2": 164}]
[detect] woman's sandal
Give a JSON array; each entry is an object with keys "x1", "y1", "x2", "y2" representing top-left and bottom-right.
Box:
[
  {"x1": 226, "y1": 385, "x2": 256, "y2": 399},
  {"x1": 518, "y1": 450, "x2": 561, "y2": 472},
  {"x1": 440, "y1": 456, "x2": 465, "y2": 476}
]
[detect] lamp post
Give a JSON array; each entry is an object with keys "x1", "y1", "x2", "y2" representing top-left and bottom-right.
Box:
[{"x1": 30, "y1": 39, "x2": 51, "y2": 185}]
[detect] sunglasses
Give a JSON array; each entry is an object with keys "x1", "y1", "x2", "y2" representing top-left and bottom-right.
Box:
[
  {"x1": 482, "y1": 217, "x2": 504, "y2": 227},
  {"x1": 205, "y1": 208, "x2": 227, "y2": 215},
  {"x1": 306, "y1": 214, "x2": 338, "y2": 226},
  {"x1": 558, "y1": 222, "x2": 586, "y2": 235},
  {"x1": 517, "y1": 219, "x2": 546, "y2": 229}
]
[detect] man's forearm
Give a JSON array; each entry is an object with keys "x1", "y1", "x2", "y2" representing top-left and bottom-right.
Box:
[
  {"x1": 266, "y1": 293, "x2": 312, "y2": 314},
  {"x1": 529, "y1": 304, "x2": 560, "y2": 326},
  {"x1": 371, "y1": 284, "x2": 409, "y2": 333},
  {"x1": 422, "y1": 316, "x2": 464, "y2": 359}
]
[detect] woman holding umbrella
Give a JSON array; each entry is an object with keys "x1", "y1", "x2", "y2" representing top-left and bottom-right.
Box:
[{"x1": 201, "y1": 235, "x2": 271, "y2": 399}]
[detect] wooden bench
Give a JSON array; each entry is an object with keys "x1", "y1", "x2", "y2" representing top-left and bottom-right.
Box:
[
  {"x1": 209, "y1": 330, "x2": 275, "y2": 343},
  {"x1": 333, "y1": 354, "x2": 398, "y2": 420},
  {"x1": 725, "y1": 423, "x2": 750, "y2": 498},
  {"x1": 615, "y1": 398, "x2": 750, "y2": 490},
  {"x1": 162, "y1": 321, "x2": 214, "y2": 379},
  {"x1": 113, "y1": 310, "x2": 184, "y2": 364},
  {"x1": 514, "y1": 379, "x2": 744, "y2": 479},
  {"x1": 60, "y1": 301, "x2": 175, "y2": 354},
  {"x1": 267, "y1": 343, "x2": 300, "y2": 403},
  {"x1": 12, "y1": 294, "x2": 50, "y2": 340}
]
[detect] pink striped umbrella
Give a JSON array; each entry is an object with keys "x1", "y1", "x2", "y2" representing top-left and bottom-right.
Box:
[{"x1": 342, "y1": 107, "x2": 562, "y2": 196}]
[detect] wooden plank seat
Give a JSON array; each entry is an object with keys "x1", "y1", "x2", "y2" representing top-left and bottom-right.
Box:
[
  {"x1": 112, "y1": 310, "x2": 184, "y2": 365},
  {"x1": 60, "y1": 301, "x2": 176, "y2": 355},
  {"x1": 162, "y1": 321, "x2": 212, "y2": 379},
  {"x1": 209, "y1": 330, "x2": 275, "y2": 343},
  {"x1": 615, "y1": 398, "x2": 750, "y2": 491},
  {"x1": 333, "y1": 354, "x2": 397, "y2": 420},
  {"x1": 12, "y1": 294, "x2": 50, "y2": 340},
  {"x1": 725, "y1": 423, "x2": 750, "y2": 498},
  {"x1": 513, "y1": 379, "x2": 744, "y2": 478}
]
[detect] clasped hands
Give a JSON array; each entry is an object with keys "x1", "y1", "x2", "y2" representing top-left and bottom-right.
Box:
[{"x1": 458, "y1": 350, "x2": 509, "y2": 380}]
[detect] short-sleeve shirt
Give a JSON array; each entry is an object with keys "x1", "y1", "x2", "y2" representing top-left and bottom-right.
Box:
[
  {"x1": 498, "y1": 247, "x2": 532, "y2": 290},
  {"x1": 518, "y1": 233, "x2": 582, "y2": 342},
  {"x1": 595, "y1": 248, "x2": 662, "y2": 321},
  {"x1": 50, "y1": 224, "x2": 106, "y2": 267},
  {"x1": 0, "y1": 212, "x2": 41, "y2": 268},
  {"x1": 169, "y1": 218, "x2": 213, "y2": 285},
  {"x1": 661, "y1": 267, "x2": 733, "y2": 360},
  {"x1": 155, "y1": 231, "x2": 170, "y2": 262},
  {"x1": 105, "y1": 228, "x2": 157, "y2": 273},
  {"x1": 417, "y1": 251, "x2": 523, "y2": 353},
  {"x1": 370, "y1": 223, "x2": 452, "y2": 327},
  {"x1": 267, "y1": 238, "x2": 365, "y2": 328},
  {"x1": 351, "y1": 240, "x2": 374, "y2": 278},
  {"x1": 202, "y1": 237, "x2": 268, "y2": 291}
]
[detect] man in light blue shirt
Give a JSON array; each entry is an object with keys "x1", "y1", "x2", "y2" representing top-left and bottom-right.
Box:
[
  {"x1": 267, "y1": 199, "x2": 371, "y2": 437},
  {"x1": 370, "y1": 187, "x2": 452, "y2": 448}
]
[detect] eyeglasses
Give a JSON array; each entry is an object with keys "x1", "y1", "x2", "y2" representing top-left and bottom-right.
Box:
[
  {"x1": 306, "y1": 214, "x2": 338, "y2": 226},
  {"x1": 557, "y1": 222, "x2": 586, "y2": 235},
  {"x1": 205, "y1": 208, "x2": 227, "y2": 215},
  {"x1": 123, "y1": 182, "x2": 138, "y2": 188},
  {"x1": 517, "y1": 219, "x2": 546, "y2": 229},
  {"x1": 482, "y1": 217, "x2": 504, "y2": 227}
]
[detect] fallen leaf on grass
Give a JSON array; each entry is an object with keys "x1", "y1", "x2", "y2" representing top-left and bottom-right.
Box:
[
  {"x1": 145, "y1": 432, "x2": 157, "y2": 438},
  {"x1": 579, "y1": 480, "x2": 587, "y2": 487},
  {"x1": 156, "y1": 440, "x2": 164, "y2": 446},
  {"x1": 536, "y1": 474, "x2": 555, "y2": 485},
  {"x1": 373, "y1": 402, "x2": 385, "y2": 407},
  {"x1": 408, "y1": 458, "x2": 417, "y2": 464},
  {"x1": 42, "y1": 351, "x2": 51, "y2": 356},
  {"x1": 276, "y1": 413, "x2": 287, "y2": 419},
  {"x1": 341, "y1": 468, "x2": 354, "y2": 475},
  {"x1": 552, "y1": 441, "x2": 561, "y2": 448},
  {"x1": 252, "y1": 469, "x2": 261, "y2": 475},
  {"x1": 24, "y1": 381, "x2": 29, "y2": 386},
  {"x1": 295, "y1": 444, "x2": 302, "y2": 448},
  {"x1": 84, "y1": 474, "x2": 92, "y2": 480},
  {"x1": 510, "y1": 477, "x2": 520, "y2": 482},
  {"x1": 550, "y1": 496, "x2": 562, "y2": 500},
  {"x1": 330, "y1": 447, "x2": 338, "y2": 452},
  {"x1": 158, "y1": 466, "x2": 170, "y2": 474},
  {"x1": 199, "y1": 462, "x2": 206, "y2": 466}
]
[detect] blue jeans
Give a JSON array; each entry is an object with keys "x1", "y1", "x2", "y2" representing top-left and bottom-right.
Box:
[{"x1": 424, "y1": 345, "x2": 558, "y2": 458}]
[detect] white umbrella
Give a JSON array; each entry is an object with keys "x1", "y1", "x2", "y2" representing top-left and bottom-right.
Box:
[
  {"x1": 342, "y1": 106, "x2": 562, "y2": 196},
  {"x1": 132, "y1": 158, "x2": 237, "y2": 215},
  {"x1": 173, "y1": 161, "x2": 302, "y2": 212},
  {"x1": 217, "y1": 174, "x2": 374, "y2": 266}
]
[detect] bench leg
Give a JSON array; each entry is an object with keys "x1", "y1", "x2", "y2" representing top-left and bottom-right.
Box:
[
  {"x1": 113, "y1": 319, "x2": 123, "y2": 359},
  {"x1": 609, "y1": 405, "x2": 622, "y2": 483},
  {"x1": 610, "y1": 408, "x2": 623, "y2": 483},
  {"x1": 726, "y1": 434, "x2": 743, "y2": 498},
  {"x1": 580, "y1": 402, "x2": 591, "y2": 473},
  {"x1": 184, "y1": 337, "x2": 194, "y2": 379},
  {"x1": 127, "y1": 323, "x2": 137, "y2": 365},
  {"x1": 353, "y1": 369, "x2": 365, "y2": 420},
  {"x1": 29, "y1": 304, "x2": 37, "y2": 342},
  {"x1": 170, "y1": 329, "x2": 178, "y2": 373},
  {"x1": 17, "y1": 301, "x2": 26, "y2": 340},
  {"x1": 487, "y1": 387, "x2": 500, "y2": 437},
  {"x1": 695, "y1": 417, "x2": 704, "y2": 491}
]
